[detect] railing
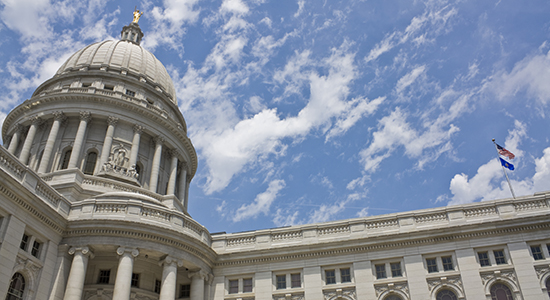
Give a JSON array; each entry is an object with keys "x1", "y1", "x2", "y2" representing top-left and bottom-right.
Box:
[{"x1": 212, "y1": 193, "x2": 550, "y2": 251}]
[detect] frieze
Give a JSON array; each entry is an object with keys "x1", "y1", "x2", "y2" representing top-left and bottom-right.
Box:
[
  {"x1": 535, "y1": 264, "x2": 550, "y2": 279},
  {"x1": 426, "y1": 275, "x2": 463, "y2": 294},
  {"x1": 374, "y1": 282, "x2": 409, "y2": 298},
  {"x1": 273, "y1": 292, "x2": 304, "y2": 300},
  {"x1": 480, "y1": 269, "x2": 517, "y2": 286}
]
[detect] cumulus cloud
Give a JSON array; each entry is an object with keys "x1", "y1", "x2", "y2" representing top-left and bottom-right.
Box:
[
  {"x1": 233, "y1": 179, "x2": 286, "y2": 222},
  {"x1": 444, "y1": 120, "x2": 550, "y2": 205}
]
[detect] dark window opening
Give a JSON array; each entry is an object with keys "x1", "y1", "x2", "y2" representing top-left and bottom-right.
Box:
[
  {"x1": 426, "y1": 258, "x2": 438, "y2": 273},
  {"x1": 375, "y1": 264, "x2": 386, "y2": 279},
  {"x1": 60, "y1": 150, "x2": 71, "y2": 170},
  {"x1": 478, "y1": 252, "x2": 490, "y2": 266},
  {"x1": 131, "y1": 273, "x2": 140, "y2": 288},
  {"x1": 83, "y1": 152, "x2": 97, "y2": 175},
  {"x1": 6, "y1": 273, "x2": 25, "y2": 300},
  {"x1": 126, "y1": 89, "x2": 136, "y2": 97},
  {"x1": 179, "y1": 284, "x2": 190, "y2": 298},
  {"x1": 243, "y1": 278, "x2": 253, "y2": 292},
  {"x1": 31, "y1": 241, "x2": 41, "y2": 258},
  {"x1": 19, "y1": 234, "x2": 29, "y2": 251},
  {"x1": 97, "y1": 270, "x2": 110, "y2": 284}
]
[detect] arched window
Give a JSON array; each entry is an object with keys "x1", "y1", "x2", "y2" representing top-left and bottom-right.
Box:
[
  {"x1": 546, "y1": 277, "x2": 550, "y2": 297},
  {"x1": 60, "y1": 149, "x2": 72, "y2": 170},
  {"x1": 436, "y1": 289, "x2": 458, "y2": 300},
  {"x1": 384, "y1": 295, "x2": 403, "y2": 300},
  {"x1": 490, "y1": 283, "x2": 513, "y2": 300},
  {"x1": 83, "y1": 151, "x2": 97, "y2": 175},
  {"x1": 6, "y1": 273, "x2": 25, "y2": 300}
]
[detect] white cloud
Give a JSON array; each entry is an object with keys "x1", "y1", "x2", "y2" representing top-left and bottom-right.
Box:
[
  {"x1": 356, "y1": 207, "x2": 369, "y2": 217},
  {"x1": 487, "y1": 49, "x2": 550, "y2": 105},
  {"x1": 365, "y1": 4, "x2": 457, "y2": 62},
  {"x1": 294, "y1": 0, "x2": 305, "y2": 18},
  {"x1": 307, "y1": 192, "x2": 362, "y2": 223},
  {"x1": 0, "y1": 0, "x2": 53, "y2": 40},
  {"x1": 444, "y1": 120, "x2": 550, "y2": 206},
  {"x1": 273, "y1": 208, "x2": 300, "y2": 226},
  {"x1": 220, "y1": 0, "x2": 249, "y2": 16},
  {"x1": 395, "y1": 65, "x2": 426, "y2": 95},
  {"x1": 232, "y1": 179, "x2": 285, "y2": 222}
]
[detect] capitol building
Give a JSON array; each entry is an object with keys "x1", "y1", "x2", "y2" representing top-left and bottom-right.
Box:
[{"x1": 1, "y1": 17, "x2": 550, "y2": 300}]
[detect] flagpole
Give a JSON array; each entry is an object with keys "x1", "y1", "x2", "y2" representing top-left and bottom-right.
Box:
[{"x1": 492, "y1": 139, "x2": 516, "y2": 199}]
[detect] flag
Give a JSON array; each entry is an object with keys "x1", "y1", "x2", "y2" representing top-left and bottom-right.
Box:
[
  {"x1": 499, "y1": 157, "x2": 514, "y2": 170},
  {"x1": 496, "y1": 143, "x2": 515, "y2": 159}
]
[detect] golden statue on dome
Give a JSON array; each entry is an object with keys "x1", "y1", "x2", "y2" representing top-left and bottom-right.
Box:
[{"x1": 132, "y1": 7, "x2": 143, "y2": 23}]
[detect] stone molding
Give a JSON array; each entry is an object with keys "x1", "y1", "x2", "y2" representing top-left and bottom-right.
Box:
[
  {"x1": 427, "y1": 275, "x2": 465, "y2": 299},
  {"x1": 480, "y1": 268, "x2": 522, "y2": 297},
  {"x1": 79, "y1": 111, "x2": 92, "y2": 122},
  {"x1": 323, "y1": 287, "x2": 356, "y2": 300},
  {"x1": 188, "y1": 269, "x2": 208, "y2": 280},
  {"x1": 53, "y1": 111, "x2": 66, "y2": 121},
  {"x1": 273, "y1": 292, "x2": 305, "y2": 300},
  {"x1": 133, "y1": 124, "x2": 144, "y2": 133},
  {"x1": 107, "y1": 116, "x2": 119, "y2": 126},
  {"x1": 374, "y1": 282, "x2": 409, "y2": 300},
  {"x1": 30, "y1": 115, "x2": 43, "y2": 125}
]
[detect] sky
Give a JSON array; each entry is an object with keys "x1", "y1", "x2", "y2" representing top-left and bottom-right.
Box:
[{"x1": 1, "y1": 0, "x2": 550, "y2": 234}]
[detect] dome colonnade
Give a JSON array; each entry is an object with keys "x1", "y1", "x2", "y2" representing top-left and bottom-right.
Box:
[{"x1": 1, "y1": 20, "x2": 211, "y2": 300}]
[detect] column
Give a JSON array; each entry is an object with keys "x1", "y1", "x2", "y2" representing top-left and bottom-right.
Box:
[
  {"x1": 48, "y1": 245, "x2": 71, "y2": 300},
  {"x1": 403, "y1": 254, "x2": 430, "y2": 299},
  {"x1": 303, "y1": 266, "x2": 323, "y2": 299},
  {"x1": 112, "y1": 247, "x2": 139, "y2": 300},
  {"x1": 38, "y1": 111, "x2": 66, "y2": 173},
  {"x1": 99, "y1": 116, "x2": 118, "y2": 168},
  {"x1": 63, "y1": 246, "x2": 94, "y2": 300},
  {"x1": 68, "y1": 111, "x2": 92, "y2": 169},
  {"x1": 166, "y1": 150, "x2": 179, "y2": 195},
  {"x1": 455, "y1": 248, "x2": 485, "y2": 300},
  {"x1": 178, "y1": 162, "x2": 188, "y2": 201},
  {"x1": 189, "y1": 270, "x2": 207, "y2": 300},
  {"x1": 19, "y1": 116, "x2": 42, "y2": 164},
  {"x1": 354, "y1": 261, "x2": 377, "y2": 300},
  {"x1": 159, "y1": 256, "x2": 183, "y2": 300},
  {"x1": 507, "y1": 241, "x2": 545, "y2": 298},
  {"x1": 149, "y1": 136, "x2": 164, "y2": 192},
  {"x1": 7, "y1": 124, "x2": 22, "y2": 155},
  {"x1": 128, "y1": 124, "x2": 143, "y2": 169}
]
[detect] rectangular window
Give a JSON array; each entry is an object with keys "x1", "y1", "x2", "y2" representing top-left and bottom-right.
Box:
[
  {"x1": 478, "y1": 252, "x2": 490, "y2": 266},
  {"x1": 375, "y1": 264, "x2": 386, "y2": 279},
  {"x1": 291, "y1": 273, "x2": 301, "y2": 288},
  {"x1": 340, "y1": 268, "x2": 351, "y2": 283},
  {"x1": 131, "y1": 273, "x2": 140, "y2": 288},
  {"x1": 179, "y1": 284, "x2": 190, "y2": 298},
  {"x1": 426, "y1": 258, "x2": 438, "y2": 273},
  {"x1": 243, "y1": 278, "x2": 253, "y2": 293},
  {"x1": 154, "y1": 279, "x2": 161, "y2": 293},
  {"x1": 126, "y1": 89, "x2": 136, "y2": 97},
  {"x1": 390, "y1": 262, "x2": 402, "y2": 277},
  {"x1": 325, "y1": 270, "x2": 336, "y2": 284},
  {"x1": 276, "y1": 275, "x2": 286, "y2": 289},
  {"x1": 82, "y1": 83, "x2": 91, "y2": 88},
  {"x1": 442, "y1": 256, "x2": 454, "y2": 271},
  {"x1": 104, "y1": 85, "x2": 114, "y2": 91},
  {"x1": 31, "y1": 241, "x2": 41, "y2": 258},
  {"x1": 20, "y1": 234, "x2": 29, "y2": 251},
  {"x1": 97, "y1": 270, "x2": 110, "y2": 284},
  {"x1": 228, "y1": 279, "x2": 238, "y2": 294},
  {"x1": 494, "y1": 250, "x2": 506, "y2": 265},
  {"x1": 531, "y1": 245, "x2": 544, "y2": 260}
]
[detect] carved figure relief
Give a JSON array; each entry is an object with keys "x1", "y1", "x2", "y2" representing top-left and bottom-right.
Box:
[
  {"x1": 101, "y1": 144, "x2": 139, "y2": 179},
  {"x1": 323, "y1": 288, "x2": 357, "y2": 300}
]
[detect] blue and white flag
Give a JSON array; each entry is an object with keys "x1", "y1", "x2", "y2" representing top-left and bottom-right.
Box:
[{"x1": 499, "y1": 157, "x2": 514, "y2": 170}]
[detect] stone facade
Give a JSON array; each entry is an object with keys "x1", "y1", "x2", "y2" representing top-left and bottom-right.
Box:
[{"x1": 1, "y1": 21, "x2": 550, "y2": 300}]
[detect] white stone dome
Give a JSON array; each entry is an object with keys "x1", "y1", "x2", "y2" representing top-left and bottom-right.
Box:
[{"x1": 56, "y1": 39, "x2": 176, "y2": 104}]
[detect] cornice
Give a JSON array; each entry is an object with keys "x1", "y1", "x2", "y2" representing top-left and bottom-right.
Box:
[{"x1": 214, "y1": 219, "x2": 550, "y2": 267}]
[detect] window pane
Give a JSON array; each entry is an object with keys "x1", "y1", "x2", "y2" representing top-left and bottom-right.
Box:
[
  {"x1": 325, "y1": 270, "x2": 336, "y2": 284},
  {"x1": 531, "y1": 245, "x2": 544, "y2": 260},
  {"x1": 179, "y1": 284, "x2": 190, "y2": 298},
  {"x1": 84, "y1": 152, "x2": 97, "y2": 175},
  {"x1": 494, "y1": 250, "x2": 506, "y2": 265},
  {"x1": 478, "y1": 252, "x2": 490, "y2": 266},
  {"x1": 19, "y1": 234, "x2": 29, "y2": 251},
  {"x1": 490, "y1": 283, "x2": 513, "y2": 300},
  {"x1": 276, "y1": 275, "x2": 286, "y2": 289},
  {"x1": 243, "y1": 278, "x2": 253, "y2": 292},
  {"x1": 375, "y1": 264, "x2": 386, "y2": 279},
  {"x1": 60, "y1": 150, "x2": 71, "y2": 169},
  {"x1": 131, "y1": 273, "x2": 139, "y2": 288},
  {"x1": 97, "y1": 270, "x2": 110, "y2": 284},
  {"x1": 426, "y1": 258, "x2": 438, "y2": 273},
  {"x1": 390, "y1": 263, "x2": 402, "y2": 277},
  {"x1": 442, "y1": 256, "x2": 453, "y2": 271},
  {"x1": 228, "y1": 279, "x2": 238, "y2": 294},
  {"x1": 7, "y1": 273, "x2": 25, "y2": 300},
  {"x1": 340, "y1": 268, "x2": 351, "y2": 282},
  {"x1": 154, "y1": 279, "x2": 161, "y2": 293},
  {"x1": 31, "y1": 241, "x2": 41, "y2": 258},
  {"x1": 291, "y1": 273, "x2": 301, "y2": 288},
  {"x1": 436, "y1": 289, "x2": 458, "y2": 300}
]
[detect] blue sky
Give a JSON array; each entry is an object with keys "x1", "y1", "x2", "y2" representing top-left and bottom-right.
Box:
[{"x1": 1, "y1": 0, "x2": 550, "y2": 233}]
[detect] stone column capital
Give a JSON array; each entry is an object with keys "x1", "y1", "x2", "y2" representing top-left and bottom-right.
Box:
[
  {"x1": 169, "y1": 149, "x2": 179, "y2": 158},
  {"x1": 68, "y1": 246, "x2": 94, "y2": 258},
  {"x1": 116, "y1": 247, "x2": 139, "y2": 258},
  {"x1": 188, "y1": 270, "x2": 208, "y2": 280},
  {"x1": 53, "y1": 111, "x2": 66, "y2": 121},
  {"x1": 79, "y1": 111, "x2": 92, "y2": 122},
  {"x1": 12, "y1": 123, "x2": 23, "y2": 133},
  {"x1": 133, "y1": 124, "x2": 144, "y2": 133},
  {"x1": 30, "y1": 115, "x2": 43, "y2": 125},
  {"x1": 107, "y1": 116, "x2": 119, "y2": 126},
  {"x1": 159, "y1": 255, "x2": 184, "y2": 268},
  {"x1": 152, "y1": 136, "x2": 165, "y2": 146}
]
